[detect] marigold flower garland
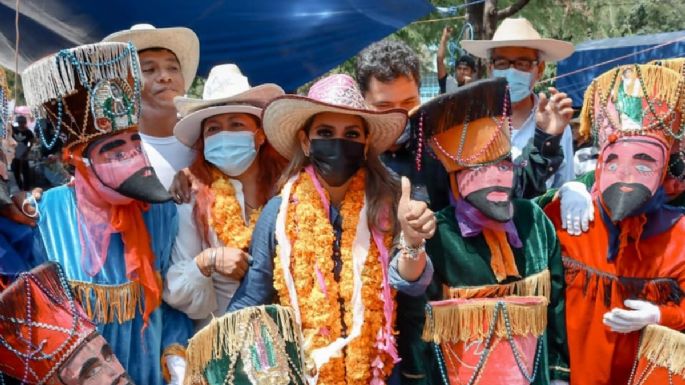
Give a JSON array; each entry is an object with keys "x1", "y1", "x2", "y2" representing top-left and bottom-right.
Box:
[
  {"x1": 273, "y1": 169, "x2": 396, "y2": 385},
  {"x1": 209, "y1": 172, "x2": 261, "y2": 249}
]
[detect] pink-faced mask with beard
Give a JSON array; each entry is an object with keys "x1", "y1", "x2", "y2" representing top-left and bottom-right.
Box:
[
  {"x1": 597, "y1": 137, "x2": 667, "y2": 222},
  {"x1": 455, "y1": 159, "x2": 515, "y2": 222},
  {"x1": 84, "y1": 130, "x2": 170, "y2": 203}
]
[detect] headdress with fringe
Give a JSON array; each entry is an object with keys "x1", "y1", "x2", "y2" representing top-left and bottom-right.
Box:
[
  {"x1": 410, "y1": 78, "x2": 512, "y2": 174},
  {"x1": 579, "y1": 64, "x2": 685, "y2": 150},
  {"x1": 21, "y1": 42, "x2": 142, "y2": 153}
]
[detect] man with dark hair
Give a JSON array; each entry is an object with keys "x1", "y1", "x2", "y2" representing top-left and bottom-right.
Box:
[
  {"x1": 437, "y1": 26, "x2": 476, "y2": 94},
  {"x1": 104, "y1": 24, "x2": 200, "y2": 191}
]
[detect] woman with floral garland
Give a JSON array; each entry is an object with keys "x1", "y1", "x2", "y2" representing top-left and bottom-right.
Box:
[
  {"x1": 227, "y1": 74, "x2": 436, "y2": 385},
  {"x1": 163, "y1": 64, "x2": 287, "y2": 330}
]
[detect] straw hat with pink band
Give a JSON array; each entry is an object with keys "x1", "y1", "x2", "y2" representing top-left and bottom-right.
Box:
[{"x1": 262, "y1": 74, "x2": 407, "y2": 160}]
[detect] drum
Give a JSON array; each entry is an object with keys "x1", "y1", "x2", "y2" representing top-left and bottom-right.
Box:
[
  {"x1": 628, "y1": 324, "x2": 685, "y2": 385},
  {"x1": 184, "y1": 305, "x2": 306, "y2": 385},
  {"x1": 423, "y1": 296, "x2": 548, "y2": 385}
]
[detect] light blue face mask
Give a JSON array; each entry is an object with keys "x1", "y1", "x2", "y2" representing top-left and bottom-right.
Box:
[
  {"x1": 492, "y1": 68, "x2": 533, "y2": 103},
  {"x1": 204, "y1": 131, "x2": 257, "y2": 176}
]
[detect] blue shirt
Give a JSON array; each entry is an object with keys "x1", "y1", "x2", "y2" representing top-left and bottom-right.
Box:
[{"x1": 228, "y1": 195, "x2": 434, "y2": 312}]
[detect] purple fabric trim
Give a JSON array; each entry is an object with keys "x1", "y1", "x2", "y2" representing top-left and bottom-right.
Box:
[{"x1": 450, "y1": 192, "x2": 523, "y2": 248}]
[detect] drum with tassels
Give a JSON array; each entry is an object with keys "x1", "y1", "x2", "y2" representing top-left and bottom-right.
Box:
[
  {"x1": 629, "y1": 324, "x2": 685, "y2": 385},
  {"x1": 423, "y1": 296, "x2": 548, "y2": 385},
  {"x1": 184, "y1": 305, "x2": 306, "y2": 385}
]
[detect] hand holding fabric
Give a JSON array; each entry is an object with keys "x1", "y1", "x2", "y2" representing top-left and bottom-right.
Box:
[
  {"x1": 603, "y1": 300, "x2": 660, "y2": 333},
  {"x1": 559, "y1": 181, "x2": 594, "y2": 235},
  {"x1": 165, "y1": 355, "x2": 186, "y2": 385},
  {"x1": 536, "y1": 87, "x2": 573, "y2": 136}
]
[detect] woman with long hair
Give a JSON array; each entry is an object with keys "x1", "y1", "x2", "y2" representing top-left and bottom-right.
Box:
[
  {"x1": 228, "y1": 74, "x2": 436, "y2": 384},
  {"x1": 163, "y1": 64, "x2": 288, "y2": 329}
]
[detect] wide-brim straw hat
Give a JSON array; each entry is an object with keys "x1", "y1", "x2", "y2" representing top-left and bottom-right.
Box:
[
  {"x1": 173, "y1": 64, "x2": 284, "y2": 147},
  {"x1": 103, "y1": 24, "x2": 199, "y2": 92},
  {"x1": 262, "y1": 74, "x2": 407, "y2": 160},
  {"x1": 461, "y1": 18, "x2": 574, "y2": 62}
]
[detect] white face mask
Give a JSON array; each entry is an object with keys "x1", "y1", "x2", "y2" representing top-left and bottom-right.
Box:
[{"x1": 203, "y1": 131, "x2": 258, "y2": 176}]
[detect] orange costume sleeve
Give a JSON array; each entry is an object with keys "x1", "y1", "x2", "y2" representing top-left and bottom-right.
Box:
[{"x1": 544, "y1": 199, "x2": 685, "y2": 385}]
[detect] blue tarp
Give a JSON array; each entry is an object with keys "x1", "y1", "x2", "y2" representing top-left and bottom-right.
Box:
[
  {"x1": 0, "y1": 0, "x2": 434, "y2": 91},
  {"x1": 557, "y1": 30, "x2": 685, "y2": 107}
]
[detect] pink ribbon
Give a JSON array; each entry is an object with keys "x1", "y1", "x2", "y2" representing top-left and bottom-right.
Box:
[{"x1": 372, "y1": 227, "x2": 400, "y2": 364}]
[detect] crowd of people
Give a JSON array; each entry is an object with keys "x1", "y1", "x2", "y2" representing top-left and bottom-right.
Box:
[{"x1": 1, "y1": 15, "x2": 685, "y2": 385}]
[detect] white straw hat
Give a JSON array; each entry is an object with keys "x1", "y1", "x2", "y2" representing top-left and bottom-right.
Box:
[
  {"x1": 103, "y1": 24, "x2": 200, "y2": 92},
  {"x1": 173, "y1": 64, "x2": 284, "y2": 147},
  {"x1": 262, "y1": 74, "x2": 407, "y2": 160},
  {"x1": 461, "y1": 18, "x2": 574, "y2": 62}
]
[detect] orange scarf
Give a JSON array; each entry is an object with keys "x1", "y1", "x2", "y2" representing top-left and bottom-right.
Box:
[
  {"x1": 482, "y1": 228, "x2": 520, "y2": 282},
  {"x1": 110, "y1": 201, "x2": 161, "y2": 328}
]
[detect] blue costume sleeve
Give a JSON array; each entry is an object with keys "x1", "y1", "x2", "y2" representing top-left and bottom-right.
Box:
[
  {"x1": 226, "y1": 196, "x2": 281, "y2": 312},
  {"x1": 388, "y1": 251, "x2": 434, "y2": 297}
]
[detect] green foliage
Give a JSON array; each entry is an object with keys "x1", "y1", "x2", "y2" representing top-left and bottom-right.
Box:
[{"x1": 1, "y1": 67, "x2": 24, "y2": 105}]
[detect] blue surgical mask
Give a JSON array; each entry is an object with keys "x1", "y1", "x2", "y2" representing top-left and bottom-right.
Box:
[
  {"x1": 492, "y1": 68, "x2": 533, "y2": 103},
  {"x1": 204, "y1": 131, "x2": 257, "y2": 176}
]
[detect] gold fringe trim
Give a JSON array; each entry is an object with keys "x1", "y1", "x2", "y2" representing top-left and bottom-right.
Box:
[
  {"x1": 443, "y1": 269, "x2": 550, "y2": 300},
  {"x1": 161, "y1": 344, "x2": 187, "y2": 383},
  {"x1": 70, "y1": 279, "x2": 143, "y2": 324},
  {"x1": 184, "y1": 305, "x2": 300, "y2": 385},
  {"x1": 638, "y1": 324, "x2": 685, "y2": 376},
  {"x1": 649, "y1": 58, "x2": 685, "y2": 77},
  {"x1": 579, "y1": 64, "x2": 685, "y2": 142},
  {"x1": 422, "y1": 296, "x2": 548, "y2": 344}
]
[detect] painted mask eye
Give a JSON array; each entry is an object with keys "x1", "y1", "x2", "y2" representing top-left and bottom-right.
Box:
[
  {"x1": 636, "y1": 164, "x2": 653, "y2": 173},
  {"x1": 606, "y1": 163, "x2": 618, "y2": 172}
]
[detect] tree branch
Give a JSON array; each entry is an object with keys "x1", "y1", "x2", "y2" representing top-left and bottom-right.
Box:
[{"x1": 496, "y1": 0, "x2": 531, "y2": 20}]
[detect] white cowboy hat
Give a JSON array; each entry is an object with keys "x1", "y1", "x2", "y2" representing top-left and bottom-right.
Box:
[
  {"x1": 461, "y1": 18, "x2": 574, "y2": 62},
  {"x1": 103, "y1": 24, "x2": 200, "y2": 92},
  {"x1": 173, "y1": 64, "x2": 284, "y2": 147},
  {"x1": 262, "y1": 74, "x2": 407, "y2": 160}
]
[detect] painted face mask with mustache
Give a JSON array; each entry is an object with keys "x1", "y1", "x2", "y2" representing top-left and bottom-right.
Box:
[
  {"x1": 85, "y1": 131, "x2": 171, "y2": 203},
  {"x1": 598, "y1": 138, "x2": 667, "y2": 222},
  {"x1": 456, "y1": 160, "x2": 515, "y2": 222},
  {"x1": 57, "y1": 334, "x2": 135, "y2": 385}
]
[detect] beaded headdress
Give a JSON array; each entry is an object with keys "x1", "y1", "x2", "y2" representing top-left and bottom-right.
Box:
[
  {"x1": 184, "y1": 305, "x2": 306, "y2": 385},
  {"x1": 0, "y1": 68, "x2": 10, "y2": 141},
  {"x1": 21, "y1": 42, "x2": 142, "y2": 152},
  {"x1": 579, "y1": 64, "x2": 685, "y2": 150},
  {"x1": 410, "y1": 78, "x2": 512, "y2": 173},
  {"x1": 0, "y1": 262, "x2": 97, "y2": 384}
]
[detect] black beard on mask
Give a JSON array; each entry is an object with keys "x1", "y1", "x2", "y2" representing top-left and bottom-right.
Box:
[
  {"x1": 601, "y1": 182, "x2": 653, "y2": 222},
  {"x1": 309, "y1": 139, "x2": 366, "y2": 187},
  {"x1": 464, "y1": 186, "x2": 513, "y2": 222},
  {"x1": 93, "y1": 166, "x2": 172, "y2": 203}
]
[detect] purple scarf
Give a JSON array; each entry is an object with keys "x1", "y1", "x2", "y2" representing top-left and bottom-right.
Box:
[{"x1": 450, "y1": 192, "x2": 523, "y2": 249}]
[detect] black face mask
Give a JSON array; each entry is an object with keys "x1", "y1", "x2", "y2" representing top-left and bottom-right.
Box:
[
  {"x1": 464, "y1": 186, "x2": 514, "y2": 222},
  {"x1": 601, "y1": 182, "x2": 653, "y2": 222},
  {"x1": 309, "y1": 139, "x2": 365, "y2": 187},
  {"x1": 115, "y1": 167, "x2": 172, "y2": 203}
]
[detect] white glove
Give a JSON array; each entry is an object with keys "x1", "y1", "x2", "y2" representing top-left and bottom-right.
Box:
[
  {"x1": 165, "y1": 355, "x2": 186, "y2": 385},
  {"x1": 550, "y1": 380, "x2": 569, "y2": 385},
  {"x1": 603, "y1": 299, "x2": 660, "y2": 334},
  {"x1": 559, "y1": 181, "x2": 594, "y2": 236}
]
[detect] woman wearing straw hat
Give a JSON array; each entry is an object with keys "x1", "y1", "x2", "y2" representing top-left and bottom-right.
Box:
[
  {"x1": 163, "y1": 64, "x2": 288, "y2": 331},
  {"x1": 228, "y1": 74, "x2": 436, "y2": 384}
]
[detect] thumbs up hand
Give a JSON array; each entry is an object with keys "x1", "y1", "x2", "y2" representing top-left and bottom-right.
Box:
[{"x1": 397, "y1": 177, "x2": 436, "y2": 247}]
